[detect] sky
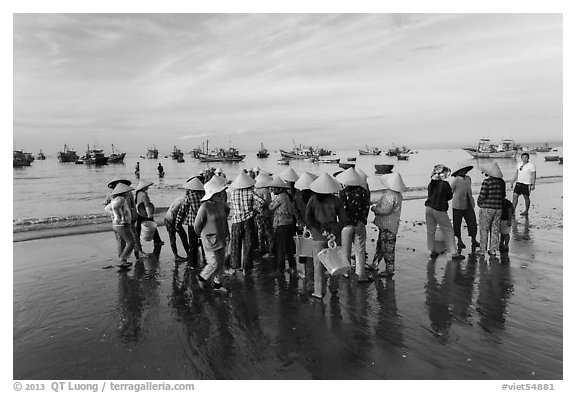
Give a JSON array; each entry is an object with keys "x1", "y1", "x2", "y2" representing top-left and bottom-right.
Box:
[{"x1": 12, "y1": 13, "x2": 563, "y2": 154}]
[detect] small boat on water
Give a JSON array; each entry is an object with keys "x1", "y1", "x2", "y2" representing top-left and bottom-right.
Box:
[
  {"x1": 257, "y1": 143, "x2": 270, "y2": 158},
  {"x1": 280, "y1": 142, "x2": 332, "y2": 159},
  {"x1": 277, "y1": 158, "x2": 290, "y2": 165},
  {"x1": 13, "y1": 150, "x2": 34, "y2": 167},
  {"x1": 374, "y1": 164, "x2": 394, "y2": 174},
  {"x1": 80, "y1": 144, "x2": 109, "y2": 165},
  {"x1": 197, "y1": 147, "x2": 246, "y2": 163},
  {"x1": 359, "y1": 145, "x2": 381, "y2": 155},
  {"x1": 177, "y1": 157, "x2": 185, "y2": 163},
  {"x1": 108, "y1": 144, "x2": 126, "y2": 164},
  {"x1": 535, "y1": 143, "x2": 553, "y2": 153},
  {"x1": 190, "y1": 147, "x2": 203, "y2": 159},
  {"x1": 386, "y1": 145, "x2": 412, "y2": 157},
  {"x1": 339, "y1": 162, "x2": 356, "y2": 170},
  {"x1": 57, "y1": 144, "x2": 80, "y2": 162},
  {"x1": 147, "y1": 146, "x2": 159, "y2": 159},
  {"x1": 544, "y1": 155, "x2": 559, "y2": 162},
  {"x1": 397, "y1": 154, "x2": 409, "y2": 161},
  {"x1": 319, "y1": 158, "x2": 340, "y2": 164},
  {"x1": 37, "y1": 150, "x2": 46, "y2": 160},
  {"x1": 171, "y1": 146, "x2": 184, "y2": 160},
  {"x1": 347, "y1": 157, "x2": 357, "y2": 161},
  {"x1": 462, "y1": 138, "x2": 517, "y2": 159}
]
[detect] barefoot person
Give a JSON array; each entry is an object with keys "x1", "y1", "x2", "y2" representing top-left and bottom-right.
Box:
[
  {"x1": 477, "y1": 162, "x2": 506, "y2": 257},
  {"x1": 450, "y1": 165, "x2": 480, "y2": 250},
  {"x1": 511, "y1": 152, "x2": 536, "y2": 216},
  {"x1": 105, "y1": 182, "x2": 136, "y2": 268},
  {"x1": 175, "y1": 177, "x2": 205, "y2": 267},
  {"x1": 134, "y1": 180, "x2": 163, "y2": 253},
  {"x1": 268, "y1": 176, "x2": 297, "y2": 274}
]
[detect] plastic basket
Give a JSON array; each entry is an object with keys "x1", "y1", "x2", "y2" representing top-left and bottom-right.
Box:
[
  {"x1": 140, "y1": 221, "x2": 157, "y2": 242},
  {"x1": 294, "y1": 229, "x2": 316, "y2": 257},
  {"x1": 317, "y1": 240, "x2": 351, "y2": 276}
]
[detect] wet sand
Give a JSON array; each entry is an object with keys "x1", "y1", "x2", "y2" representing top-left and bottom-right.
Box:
[{"x1": 13, "y1": 182, "x2": 563, "y2": 380}]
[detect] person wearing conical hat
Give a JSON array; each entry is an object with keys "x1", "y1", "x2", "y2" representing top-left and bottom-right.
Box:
[
  {"x1": 134, "y1": 180, "x2": 164, "y2": 254},
  {"x1": 306, "y1": 173, "x2": 347, "y2": 299},
  {"x1": 253, "y1": 173, "x2": 274, "y2": 257},
  {"x1": 229, "y1": 172, "x2": 265, "y2": 273},
  {"x1": 194, "y1": 176, "x2": 230, "y2": 292},
  {"x1": 336, "y1": 168, "x2": 371, "y2": 282},
  {"x1": 371, "y1": 172, "x2": 407, "y2": 277},
  {"x1": 450, "y1": 165, "x2": 479, "y2": 251},
  {"x1": 477, "y1": 161, "x2": 506, "y2": 256},
  {"x1": 280, "y1": 167, "x2": 299, "y2": 200},
  {"x1": 268, "y1": 176, "x2": 297, "y2": 274},
  {"x1": 104, "y1": 182, "x2": 136, "y2": 267},
  {"x1": 425, "y1": 165, "x2": 464, "y2": 260},
  {"x1": 174, "y1": 177, "x2": 206, "y2": 267}
]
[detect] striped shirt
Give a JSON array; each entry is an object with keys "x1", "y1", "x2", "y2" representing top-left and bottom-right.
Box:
[
  {"x1": 477, "y1": 177, "x2": 506, "y2": 209},
  {"x1": 230, "y1": 188, "x2": 265, "y2": 224},
  {"x1": 175, "y1": 191, "x2": 204, "y2": 227}
]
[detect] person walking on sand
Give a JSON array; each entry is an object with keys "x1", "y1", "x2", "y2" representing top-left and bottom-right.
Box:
[
  {"x1": 229, "y1": 172, "x2": 265, "y2": 273},
  {"x1": 175, "y1": 177, "x2": 206, "y2": 267},
  {"x1": 372, "y1": 172, "x2": 407, "y2": 277},
  {"x1": 105, "y1": 182, "x2": 136, "y2": 268},
  {"x1": 477, "y1": 162, "x2": 506, "y2": 256},
  {"x1": 194, "y1": 176, "x2": 230, "y2": 292},
  {"x1": 135, "y1": 162, "x2": 140, "y2": 174},
  {"x1": 450, "y1": 165, "x2": 480, "y2": 250},
  {"x1": 336, "y1": 168, "x2": 371, "y2": 282},
  {"x1": 306, "y1": 173, "x2": 347, "y2": 299},
  {"x1": 511, "y1": 152, "x2": 536, "y2": 216},
  {"x1": 268, "y1": 176, "x2": 298, "y2": 274},
  {"x1": 134, "y1": 180, "x2": 164, "y2": 252},
  {"x1": 425, "y1": 164, "x2": 465, "y2": 261}
]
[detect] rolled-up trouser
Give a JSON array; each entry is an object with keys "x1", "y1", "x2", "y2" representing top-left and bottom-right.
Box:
[
  {"x1": 186, "y1": 226, "x2": 200, "y2": 266},
  {"x1": 452, "y1": 208, "x2": 478, "y2": 239},
  {"x1": 425, "y1": 206, "x2": 458, "y2": 255},
  {"x1": 230, "y1": 218, "x2": 255, "y2": 270},
  {"x1": 200, "y1": 247, "x2": 225, "y2": 284},
  {"x1": 164, "y1": 217, "x2": 189, "y2": 257},
  {"x1": 341, "y1": 222, "x2": 367, "y2": 277},
  {"x1": 113, "y1": 224, "x2": 135, "y2": 261},
  {"x1": 479, "y1": 208, "x2": 502, "y2": 254},
  {"x1": 312, "y1": 240, "x2": 340, "y2": 296},
  {"x1": 373, "y1": 228, "x2": 397, "y2": 272}
]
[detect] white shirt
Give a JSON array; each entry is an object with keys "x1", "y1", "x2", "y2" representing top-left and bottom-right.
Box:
[{"x1": 517, "y1": 162, "x2": 536, "y2": 184}]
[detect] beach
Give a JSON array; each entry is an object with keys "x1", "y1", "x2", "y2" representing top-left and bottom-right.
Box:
[{"x1": 13, "y1": 181, "x2": 563, "y2": 380}]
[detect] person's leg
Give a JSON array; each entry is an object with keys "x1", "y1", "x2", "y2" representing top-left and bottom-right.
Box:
[
  {"x1": 425, "y1": 207, "x2": 438, "y2": 254},
  {"x1": 199, "y1": 249, "x2": 218, "y2": 285},
  {"x1": 274, "y1": 226, "x2": 285, "y2": 272},
  {"x1": 489, "y1": 209, "x2": 502, "y2": 254},
  {"x1": 478, "y1": 208, "x2": 489, "y2": 254},
  {"x1": 242, "y1": 219, "x2": 254, "y2": 270},
  {"x1": 354, "y1": 223, "x2": 368, "y2": 280},
  {"x1": 176, "y1": 225, "x2": 189, "y2": 255},
  {"x1": 381, "y1": 229, "x2": 397, "y2": 276},
  {"x1": 188, "y1": 228, "x2": 199, "y2": 267},
  {"x1": 312, "y1": 241, "x2": 326, "y2": 298},
  {"x1": 522, "y1": 194, "x2": 531, "y2": 214},
  {"x1": 212, "y1": 248, "x2": 227, "y2": 290},
  {"x1": 452, "y1": 208, "x2": 464, "y2": 247},
  {"x1": 114, "y1": 229, "x2": 125, "y2": 259},
  {"x1": 229, "y1": 222, "x2": 242, "y2": 270},
  {"x1": 164, "y1": 218, "x2": 179, "y2": 257},
  {"x1": 116, "y1": 226, "x2": 135, "y2": 262},
  {"x1": 341, "y1": 225, "x2": 354, "y2": 265},
  {"x1": 512, "y1": 192, "x2": 519, "y2": 211},
  {"x1": 435, "y1": 210, "x2": 460, "y2": 257},
  {"x1": 373, "y1": 228, "x2": 386, "y2": 268},
  {"x1": 464, "y1": 208, "x2": 479, "y2": 247}
]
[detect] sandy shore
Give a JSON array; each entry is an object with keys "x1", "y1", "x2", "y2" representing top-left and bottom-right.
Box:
[{"x1": 13, "y1": 182, "x2": 563, "y2": 380}]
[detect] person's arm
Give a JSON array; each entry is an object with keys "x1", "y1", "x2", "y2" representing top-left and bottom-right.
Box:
[
  {"x1": 477, "y1": 181, "x2": 488, "y2": 205},
  {"x1": 511, "y1": 167, "x2": 518, "y2": 189},
  {"x1": 193, "y1": 204, "x2": 207, "y2": 235},
  {"x1": 507, "y1": 206, "x2": 513, "y2": 226},
  {"x1": 443, "y1": 181, "x2": 453, "y2": 201},
  {"x1": 530, "y1": 170, "x2": 536, "y2": 190}
]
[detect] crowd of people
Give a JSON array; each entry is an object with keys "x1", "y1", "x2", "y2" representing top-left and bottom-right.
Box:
[{"x1": 104, "y1": 154, "x2": 535, "y2": 296}]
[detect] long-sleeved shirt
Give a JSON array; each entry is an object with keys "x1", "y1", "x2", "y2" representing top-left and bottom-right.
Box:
[
  {"x1": 305, "y1": 194, "x2": 347, "y2": 241},
  {"x1": 339, "y1": 185, "x2": 370, "y2": 226},
  {"x1": 372, "y1": 189, "x2": 403, "y2": 234},
  {"x1": 230, "y1": 188, "x2": 264, "y2": 224},
  {"x1": 175, "y1": 191, "x2": 203, "y2": 227},
  {"x1": 450, "y1": 176, "x2": 475, "y2": 210},
  {"x1": 269, "y1": 192, "x2": 296, "y2": 228},
  {"x1": 165, "y1": 196, "x2": 186, "y2": 222},
  {"x1": 425, "y1": 180, "x2": 453, "y2": 212},
  {"x1": 477, "y1": 176, "x2": 506, "y2": 209},
  {"x1": 194, "y1": 200, "x2": 230, "y2": 252},
  {"x1": 253, "y1": 187, "x2": 272, "y2": 218}
]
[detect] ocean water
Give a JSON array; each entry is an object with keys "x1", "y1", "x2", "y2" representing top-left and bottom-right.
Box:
[{"x1": 13, "y1": 147, "x2": 563, "y2": 227}]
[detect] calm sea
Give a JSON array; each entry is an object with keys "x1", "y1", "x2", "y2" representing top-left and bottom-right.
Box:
[{"x1": 13, "y1": 147, "x2": 563, "y2": 228}]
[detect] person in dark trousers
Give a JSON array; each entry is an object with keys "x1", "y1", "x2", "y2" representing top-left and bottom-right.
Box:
[
  {"x1": 511, "y1": 153, "x2": 536, "y2": 216},
  {"x1": 268, "y1": 176, "x2": 297, "y2": 274},
  {"x1": 500, "y1": 196, "x2": 514, "y2": 252},
  {"x1": 134, "y1": 180, "x2": 163, "y2": 255},
  {"x1": 157, "y1": 163, "x2": 164, "y2": 177},
  {"x1": 450, "y1": 165, "x2": 480, "y2": 250},
  {"x1": 175, "y1": 177, "x2": 205, "y2": 267}
]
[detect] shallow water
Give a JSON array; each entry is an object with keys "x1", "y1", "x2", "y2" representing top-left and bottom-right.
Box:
[{"x1": 13, "y1": 188, "x2": 563, "y2": 380}]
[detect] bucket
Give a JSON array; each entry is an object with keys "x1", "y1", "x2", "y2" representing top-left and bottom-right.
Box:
[
  {"x1": 433, "y1": 228, "x2": 447, "y2": 254},
  {"x1": 294, "y1": 228, "x2": 316, "y2": 258},
  {"x1": 141, "y1": 221, "x2": 157, "y2": 242},
  {"x1": 317, "y1": 240, "x2": 351, "y2": 276}
]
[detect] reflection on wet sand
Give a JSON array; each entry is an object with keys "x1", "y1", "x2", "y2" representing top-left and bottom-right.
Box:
[{"x1": 476, "y1": 255, "x2": 514, "y2": 335}]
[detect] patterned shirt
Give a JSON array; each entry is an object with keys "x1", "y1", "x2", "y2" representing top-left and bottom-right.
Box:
[
  {"x1": 269, "y1": 192, "x2": 296, "y2": 228},
  {"x1": 165, "y1": 196, "x2": 186, "y2": 222},
  {"x1": 339, "y1": 186, "x2": 370, "y2": 226},
  {"x1": 175, "y1": 190, "x2": 204, "y2": 227},
  {"x1": 372, "y1": 189, "x2": 403, "y2": 234},
  {"x1": 477, "y1": 177, "x2": 506, "y2": 209},
  {"x1": 253, "y1": 187, "x2": 272, "y2": 218},
  {"x1": 230, "y1": 188, "x2": 265, "y2": 224}
]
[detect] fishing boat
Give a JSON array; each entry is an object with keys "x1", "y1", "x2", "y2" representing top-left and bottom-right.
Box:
[
  {"x1": 339, "y1": 162, "x2": 356, "y2": 170},
  {"x1": 277, "y1": 158, "x2": 290, "y2": 165},
  {"x1": 462, "y1": 138, "x2": 517, "y2": 159},
  {"x1": 197, "y1": 147, "x2": 246, "y2": 163},
  {"x1": 386, "y1": 145, "x2": 412, "y2": 157},
  {"x1": 280, "y1": 142, "x2": 332, "y2": 159},
  {"x1": 347, "y1": 157, "x2": 357, "y2": 161},
  {"x1": 535, "y1": 143, "x2": 553, "y2": 153},
  {"x1": 544, "y1": 155, "x2": 559, "y2": 162},
  {"x1": 190, "y1": 147, "x2": 203, "y2": 159},
  {"x1": 374, "y1": 164, "x2": 394, "y2": 174},
  {"x1": 256, "y1": 143, "x2": 270, "y2": 158},
  {"x1": 359, "y1": 145, "x2": 381, "y2": 155},
  {"x1": 147, "y1": 146, "x2": 159, "y2": 159},
  {"x1": 108, "y1": 144, "x2": 126, "y2": 164},
  {"x1": 37, "y1": 150, "x2": 46, "y2": 160},
  {"x1": 318, "y1": 158, "x2": 340, "y2": 164},
  {"x1": 397, "y1": 154, "x2": 409, "y2": 161},
  {"x1": 171, "y1": 146, "x2": 184, "y2": 160},
  {"x1": 57, "y1": 144, "x2": 80, "y2": 162},
  {"x1": 13, "y1": 150, "x2": 34, "y2": 167},
  {"x1": 80, "y1": 144, "x2": 109, "y2": 165}
]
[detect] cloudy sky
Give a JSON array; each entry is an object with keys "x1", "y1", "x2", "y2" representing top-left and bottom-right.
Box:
[{"x1": 13, "y1": 13, "x2": 562, "y2": 154}]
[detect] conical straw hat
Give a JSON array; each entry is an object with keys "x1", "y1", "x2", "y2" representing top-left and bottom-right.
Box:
[
  {"x1": 134, "y1": 180, "x2": 154, "y2": 192},
  {"x1": 452, "y1": 165, "x2": 474, "y2": 177},
  {"x1": 107, "y1": 178, "x2": 132, "y2": 189},
  {"x1": 280, "y1": 167, "x2": 299, "y2": 182},
  {"x1": 382, "y1": 172, "x2": 407, "y2": 193},
  {"x1": 111, "y1": 182, "x2": 134, "y2": 196},
  {"x1": 268, "y1": 176, "x2": 290, "y2": 189},
  {"x1": 254, "y1": 173, "x2": 273, "y2": 188},
  {"x1": 335, "y1": 167, "x2": 363, "y2": 186},
  {"x1": 183, "y1": 177, "x2": 205, "y2": 191},
  {"x1": 355, "y1": 167, "x2": 368, "y2": 181},
  {"x1": 259, "y1": 169, "x2": 272, "y2": 176},
  {"x1": 310, "y1": 173, "x2": 343, "y2": 194},
  {"x1": 231, "y1": 172, "x2": 256, "y2": 189},
  {"x1": 480, "y1": 162, "x2": 503, "y2": 178},
  {"x1": 201, "y1": 176, "x2": 228, "y2": 201},
  {"x1": 294, "y1": 172, "x2": 318, "y2": 190}
]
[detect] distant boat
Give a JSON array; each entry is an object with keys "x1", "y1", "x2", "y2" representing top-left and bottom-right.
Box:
[
  {"x1": 80, "y1": 144, "x2": 109, "y2": 165},
  {"x1": 57, "y1": 144, "x2": 80, "y2": 162},
  {"x1": 318, "y1": 158, "x2": 340, "y2": 164},
  {"x1": 13, "y1": 150, "x2": 34, "y2": 167},
  {"x1": 535, "y1": 143, "x2": 553, "y2": 153},
  {"x1": 171, "y1": 146, "x2": 184, "y2": 160},
  {"x1": 339, "y1": 162, "x2": 355, "y2": 170},
  {"x1": 37, "y1": 150, "x2": 46, "y2": 160},
  {"x1": 347, "y1": 157, "x2": 357, "y2": 161},
  {"x1": 177, "y1": 157, "x2": 185, "y2": 163},
  {"x1": 374, "y1": 164, "x2": 394, "y2": 174},
  {"x1": 147, "y1": 146, "x2": 159, "y2": 159},
  {"x1": 280, "y1": 142, "x2": 332, "y2": 159},
  {"x1": 462, "y1": 138, "x2": 517, "y2": 159},
  {"x1": 359, "y1": 145, "x2": 381, "y2": 155},
  {"x1": 397, "y1": 154, "x2": 409, "y2": 161},
  {"x1": 108, "y1": 144, "x2": 126, "y2": 164},
  {"x1": 190, "y1": 147, "x2": 203, "y2": 158},
  {"x1": 277, "y1": 158, "x2": 290, "y2": 165},
  {"x1": 544, "y1": 155, "x2": 559, "y2": 162},
  {"x1": 197, "y1": 147, "x2": 246, "y2": 163},
  {"x1": 386, "y1": 145, "x2": 412, "y2": 157},
  {"x1": 257, "y1": 143, "x2": 270, "y2": 158}
]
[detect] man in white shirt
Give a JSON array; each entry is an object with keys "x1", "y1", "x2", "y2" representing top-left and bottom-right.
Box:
[{"x1": 511, "y1": 153, "x2": 536, "y2": 216}]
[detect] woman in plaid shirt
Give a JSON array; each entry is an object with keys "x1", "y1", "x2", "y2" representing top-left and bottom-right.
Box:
[
  {"x1": 477, "y1": 162, "x2": 506, "y2": 256},
  {"x1": 175, "y1": 178, "x2": 205, "y2": 267}
]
